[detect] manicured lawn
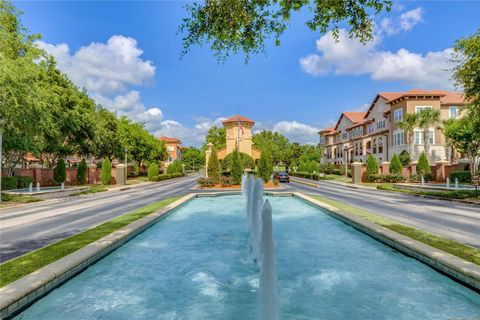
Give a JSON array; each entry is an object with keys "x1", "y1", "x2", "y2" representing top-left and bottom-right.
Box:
[
  {"x1": 377, "y1": 184, "x2": 479, "y2": 201},
  {"x1": 0, "y1": 193, "x2": 43, "y2": 204},
  {"x1": 325, "y1": 174, "x2": 352, "y2": 183},
  {"x1": 310, "y1": 195, "x2": 480, "y2": 266},
  {"x1": 0, "y1": 196, "x2": 181, "y2": 287}
]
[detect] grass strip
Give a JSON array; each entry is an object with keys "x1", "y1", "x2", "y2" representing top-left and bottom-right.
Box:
[
  {"x1": 0, "y1": 194, "x2": 43, "y2": 204},
  {"x1": 69, "y1": 187, "x2": 108, "y2": 197},
  {"x1": 377, "y1": 184, "x2": 479, "y2": 200},
  {"x1": 0, "y1": 196, "x2": 181, "y2": 287},
  {"x1": 310, "y1": 195, "x2": 480, "y2": 265}
]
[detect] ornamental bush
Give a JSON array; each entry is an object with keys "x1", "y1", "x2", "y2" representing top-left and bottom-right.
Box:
[
  {"x1": 257, "y1": 149, "x2": 273, "y2": 183},
  {"x1": 100, "y1": 158, "x2": 112, "y2": 185},
  {"x1": 53, "y1": 159, "x2": 67, "y2": 184},
  {"x1": 389, "y1": 153, "x2": 403, "y2": 175},
  {"x1": 366, "y1": 154, "x2": 379, "y2": 178},
  {"x1": 221, "y1": 152, "x2": 255, "y2": 171},
  {"x1": 16, "y1": 176, "x2": 34, "y2": 188},
  {"x1": 77, "y1": 158, "x2": 87, "y2": 185},
  {"x1": 1, "y1": 177, "x2": 17, "y2": 190},
  {"x1": 166, "y1": 160, "x2": 183, "y2": 174},
  {"x1": 416, "y1": 152, "x2": 430, "y2": 176},
  {"x1": 148, "y1": 163, "x2": 159, "y2": 181},
  {"x1": 207, "y1": 146, "x2": 221, "y2": 183},
  {"x1": 449, "y1": 171, "x2": 472, "y2": 183},
  {"x1": 230, "y1": 149, "x2": 244, "y2": 184},
  {"x1": 399, "y1": 150, "x2": 411, "y2": 167}
]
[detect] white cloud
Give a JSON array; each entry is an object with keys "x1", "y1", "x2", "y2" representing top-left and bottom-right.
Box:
[
  {"x1": 299, "y1": 28, "x2": 455, "y2": 90},
  {"x1": 272, "y1": 121, "x2": 319, "y2": 145},
  {"x1": 36, "y1": 35, "x2": 164, "y2": 131},
  {"x1": 400, "y1": 7, "x2": 423, "y2": 31}
]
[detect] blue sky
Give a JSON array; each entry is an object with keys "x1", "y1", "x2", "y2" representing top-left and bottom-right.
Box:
[{"x1": 15, "y1": 0, "x2": 480, "y2": 146}]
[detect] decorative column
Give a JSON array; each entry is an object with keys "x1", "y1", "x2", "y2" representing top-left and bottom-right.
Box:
[
  {"x1": 116, "y1": 164, "x2": 127, "y2": 185},
  {"x1": 380, "y1": 161, "x2": 390, "y2": 175},
  {"x1": 435, "y1": 160, "x2": 450, "y2": 182},
  {"x1": 409, "y1": 161, "x2": 418, "y2": 176},
  {"x1": 29, "y1": 163, "x2": 43, "y2": 185},
  {"x1": 88, "y1": 163, "x2": 97, "y2": 184},
  {"x1": 204, "y1": 143, "x2": 213, "y2": 178},
  {"x1": 351, "y1": 162, "x2": 363, "y2": 184}
]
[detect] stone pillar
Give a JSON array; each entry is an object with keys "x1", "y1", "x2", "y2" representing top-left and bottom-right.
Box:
[
  {"x1": 204, "y1": 143, "x2": 213, "y2": 178},
  {"x1": 380, "y1": 161, "x2": 390, "y2": 175},
  {"x1": 88, "y1": 163, "x2": 97, "y2": 184},
  {"x1": 115, "y1": 164, "x2": 127, "y2": 186},
  {"x1": 435, "y1": 161, "x2": 449, "y2": 182},
  {"x1": 351, "y1": 162, "x2": 363, "y2": 184},
  {"x1": 29, "y1": 163, "x2": 43, "y2": 185}
]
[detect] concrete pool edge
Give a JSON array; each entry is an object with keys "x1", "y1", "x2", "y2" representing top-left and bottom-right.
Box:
[
  {"x1": 0, "y1": 193, "x2": 196, "y2": 319},
  {"x1": 1, "y1": 191, "x2": 478, "y2": 318},
  {"x1": 293, "y1": 192, "x2": 480, "y2": 291}
]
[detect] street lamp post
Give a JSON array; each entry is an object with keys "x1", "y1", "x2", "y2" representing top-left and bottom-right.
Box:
[
  {"x1": 124, "y1": 148, "x2": 128, "y2": 166},
  {"x1": 344, "y1": 146, "x2": 349, "y2": 183}
]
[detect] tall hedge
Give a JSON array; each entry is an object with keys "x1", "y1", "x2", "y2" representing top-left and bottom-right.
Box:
[
  {"x1": 77, "y1": 158, "x2": 87, "y2": 185},
  {"x1": 148, "y1": 163, "x2": 159, "y2": 181},
  {"x1": 366, "y1": 154, "x2": 378, "y2": 177},
  {"x1": 166, "y1": 160, "x2": 183, "y2": 174},
  {"x1": 53, "y1": 159, "x2": 67, "y2": 184},
  {"x1": 257, "y1": 149, "x2": 273, "y2": 183},
  {"x1": 416, "y1": 152, "x2": 430, "y2": 175},
  {"x1": 230, "y1": 149, "x2": 244, "y2": 184},
  {"x1": 399, "y1": 150, "x2": 411, "y2": 167},
  {"x1": 207, "y1": 146, "x2": 221, "y2": 183},
  {"x1": 389, "y1": 154, "x2": 402, "y2": 175},
  {"x1": 100, "y1": 157, "x2": 112, "y2": 185}
]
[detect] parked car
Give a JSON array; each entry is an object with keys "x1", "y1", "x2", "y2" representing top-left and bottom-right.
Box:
[{"x1": 273, "y1": 171, "x2": 290, "y2": 183}]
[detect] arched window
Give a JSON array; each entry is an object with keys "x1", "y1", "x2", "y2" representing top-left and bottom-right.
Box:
[{"x1": 378, "y1": 137, "x2": 384, "y2": 154}]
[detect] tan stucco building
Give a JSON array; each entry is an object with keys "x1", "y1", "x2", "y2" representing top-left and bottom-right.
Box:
[{"x1": 205, "y1": 115, "x2": 261, "y2": 176}]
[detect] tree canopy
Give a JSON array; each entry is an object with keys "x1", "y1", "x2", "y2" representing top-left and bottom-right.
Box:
[{"x1": 179, "y1": 0, "x2": 391, "y2": 62}]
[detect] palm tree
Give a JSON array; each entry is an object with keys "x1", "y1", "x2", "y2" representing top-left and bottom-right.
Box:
[
  {"x1": 397, "y1": 113, "x2": 418, "y2": 161},
  {"x1": 417, "y1": 108, "x2": 441, "y2": 162}
]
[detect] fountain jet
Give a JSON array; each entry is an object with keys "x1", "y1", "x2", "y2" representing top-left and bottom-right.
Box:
[{"x1": 247, "y1": 178, "x2": 264, "y2": 264}]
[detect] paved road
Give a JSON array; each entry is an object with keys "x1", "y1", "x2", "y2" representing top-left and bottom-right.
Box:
[
  {"x1": 285, "y1": 178, "x2": 480, "y2": 247},
  {"x1": 0, "y1": 174, "x2": 200, "y2": 262}
]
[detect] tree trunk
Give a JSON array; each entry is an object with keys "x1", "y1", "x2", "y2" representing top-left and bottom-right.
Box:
[{"x1": 423, "y1": 129, "x2": 430, "y2": 162}]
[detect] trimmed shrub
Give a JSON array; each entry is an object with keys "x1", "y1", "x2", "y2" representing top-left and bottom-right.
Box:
[
  {"x1": 100, "y1": 158, "x2": 112, "y2": 185},
  {"x1": 207, "y1": 146, "x2": 221, "y2": 183},
  {"x1": 449, "y1": 171, "x2": 472, "y2": 183},
  {"x1": 77, "y1": 159, "x2": 87, "y2": 185},
  {"x1": 17, "y1": 176, "x2": 34, "y2": 189},
  {"x1": 416, "y1": 152, "x2": 430, "y2": 176},
  {"x1": 368, "y1": 174, "x2": 406, "y2": 183},
  {"x1": 257, "y1": 149, "x2": 273, "y2": 183},
  {"x1": 1, "y1": 177, "x2": 17, "y2": 191},
  {"x1": 230, "y1": 149, "x2": 244, "y2": 184},
  {"x1": 410, "y1": 173, "x2": 433, "y2": 183},
  {"x1": 150, "y1": 172, "x2": 184, "y2": 182},
  {"x1": 148, "y1": 163, "x2": 159, "y2": 181},
  {"x1": 399, "y1": 150, "x2": 411, "y2": 167},
  {"x1": 290, "y1": 171, "x2": 335, "y2": 181},
  {"x1": 366, "y1": 155, "x2": 379, "y2": 180},
  {"x1": 197, "y1": 177, "x2": 216, "y2": 187},
  {"x1": 220, "y1": 176, "x2": 234, "y2": 186},
  {"x1": 166, "y1": 160, "x2": 183, "y2": 174},
  {"x1": 389, "y1": 154, "x2": 403, "y2": 175},
  {"x1": 222, "y1": 152, "x2": 255, "y2": 171},
  {"x1": 53, "y1": 159, "x2": 67, "y2": 184}
]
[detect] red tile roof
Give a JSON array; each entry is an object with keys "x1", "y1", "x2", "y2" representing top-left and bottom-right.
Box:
[
  {"x1": 223, "y1": 115, "x2": 255, "y2": 125},
  {"x1": 319, "y1": 127, "x2": 334, "y2": 134},
  {"x1": 159, "y1": 136, "x2": 181, "y2": 144},
  {"x1": 387, "y1": 89, "x2": 466, "y2": 105},
  {"x1": 334, "y1": 112, "x2": 366, "y2": 130}
]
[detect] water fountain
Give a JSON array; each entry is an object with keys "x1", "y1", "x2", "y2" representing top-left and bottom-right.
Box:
[
  {"x1": 245, "y1": 175, "x2": 254, "y2": 231},
  {"x1": 36, "y1": 182, "x2": 40, "y2": 192},
  {"x1": 421, "y1": 175, "x2": 425, "y2": 187},
  {"x1": 257, "y1": 200, "x2": 279, "y2": 320},
  {"x1": 61, "y1": 182, "x2": 65, "y2": 190},
  {"x1": 446, "y1": 177, "x2": 450, "y2": 189},
  {"x1": 28, "y1": 182, "x2": 33, "y2": 193},
  {"x1": 455, "y1": 177, "x2": 459, "y2": 190},
  {"x1": 248, "y1": 178, "x2": 264, "y2": 265}
]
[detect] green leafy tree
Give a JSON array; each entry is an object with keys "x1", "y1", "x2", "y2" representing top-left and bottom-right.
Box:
[
  {"x1": 93, "y1": 107, "x2": 122, "y2": 160},
  {"x1": 53, "y1": 158, "x2": 66, "y2": 184},
  {"x1": 179, "y1": 0, "x2": 391, "y2": 62},
  {"x1": 207, "y1": 146, "x2": 221, "y2": 182},
  {"x1": 389, "y1": 154, "x2": 402, "y2": 175},
  {"x1": 257, "y1": 149, "x2": 273, "y2": 182},
  {"x1": 147, "y1": 163, "x2": 159, "y2": 181},
  {"x1": 366, "y1": 154, "x2": 378, "y2": 177},
  {"x1": 416, "y1": 152, "x2": 431, "y2": 176},
  {"x1": 253, "y1": 130, "x2": 290, "y2": 165},
  {"x1": 399, "y1": 150, "x2": 411, "y2": 167},
  {"x1": 204, "y1": 126, "x2": 226, "y2": 150},
  {"x1": 100, "y1": 157, "x2": 112, "y2": 185},
  {"x1": 417, "y1": 108, "x2": 440, "y2": 161},
  {"x1": 181, "y1": 147, "x2": 204, "y2": 170},
  {"x1": 397, "y1": 113, "x2": 418, "y2": 160},
  {"x1": 230, "y1": 148, "x2": 244, "y2": 184},
  {"x1": 222, "y1": 151, "x2": 255, "y2": 171},
  {"x1": 77, "y1": 158, "x2": 87, "y2": 185}
]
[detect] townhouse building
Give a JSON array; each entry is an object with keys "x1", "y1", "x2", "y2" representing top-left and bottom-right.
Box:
[
  {"x1": 159, "y1": 136, "x2": 182, "y2": 165},
  {"x1": 319, "y1": 89, "x2": 466, "y2": 165}
]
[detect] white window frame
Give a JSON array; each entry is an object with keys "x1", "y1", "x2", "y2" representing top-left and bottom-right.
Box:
[
  {"x1": 414, "y1": 128, "x2": 435, "y2": 145},
  {"x1": 449, "y1": 106, "x2": 458, "y2": 119},
  {"x1": 394, "y1": 108, "x2": 403, "y2": 123},
  {"x1": 393, "y1": 130, "x2": 404, "y2": 146},
  {"x1": 415, "y1": 106, "x2": 433, "y2": 113}
]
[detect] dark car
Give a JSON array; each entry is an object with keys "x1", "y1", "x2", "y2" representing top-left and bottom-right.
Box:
[{"x1": 273, "y1": 171, "x2": 290, "y2": 183}]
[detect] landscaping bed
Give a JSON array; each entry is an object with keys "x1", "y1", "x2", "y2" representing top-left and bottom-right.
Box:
[{"x1": 377, "y1": 184, "x2": 479, "y2": 203}]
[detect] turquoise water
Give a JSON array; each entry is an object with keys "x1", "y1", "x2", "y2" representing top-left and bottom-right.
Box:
[{"x1": 15, "y1": 195, "x2": 480, "y2": 319}]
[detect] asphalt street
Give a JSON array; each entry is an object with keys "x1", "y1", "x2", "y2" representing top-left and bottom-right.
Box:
[{"x1": 285, "y1": 177, "x2": 480, "y2": 248}]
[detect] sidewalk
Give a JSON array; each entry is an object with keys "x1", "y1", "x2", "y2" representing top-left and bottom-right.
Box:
[{"x1": 290, "y1": 176, "x2": 377, "y2": 190}]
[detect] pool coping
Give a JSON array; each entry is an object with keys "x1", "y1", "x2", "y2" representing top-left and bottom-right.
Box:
[{"x1": 1, "y1": 191, "x2": 479, "y2": 318}]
